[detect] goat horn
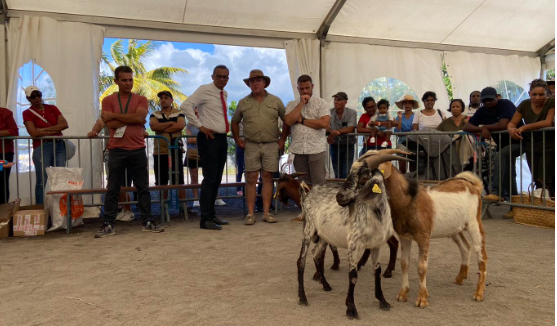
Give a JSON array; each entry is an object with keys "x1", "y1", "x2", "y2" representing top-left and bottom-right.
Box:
[
  {"x1": 290, "y1": 172, "x2": 308, "y2": 178},
  {"x1": 376, "y1": 149, "x2": 413, "y2": 156},
  {"x1": 366, "y1": 154, "x2": 413, "y2": 171},
  {"x1": 357, "y1": 150, "x2": 380, "y2": 162}
]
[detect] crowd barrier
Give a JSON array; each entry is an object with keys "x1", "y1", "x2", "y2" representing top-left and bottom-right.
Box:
[{"x1": 1, "y1": 128, "x2": 554, "y2": 222}]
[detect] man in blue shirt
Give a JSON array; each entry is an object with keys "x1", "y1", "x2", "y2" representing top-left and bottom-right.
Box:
[{"x1": 464, "y1": 87, "x2": 523, "y2": 215}]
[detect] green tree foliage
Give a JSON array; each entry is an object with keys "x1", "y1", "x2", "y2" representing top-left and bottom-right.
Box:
[
  {"x1": 442, "y1": 62, "x2": 454, "y2": 101},
  {"x1": 99, "y1": 39, "x2": 189, "y2": 112},
  {"x1": 491, "y1": 80, "x2": 529, "y2": 105},
  {"x1": 546, "y1": 69, "x2": 555, "y2": 81},
  {"x1": 357, "y1": 77, "x2": 420, "y2": 113}
]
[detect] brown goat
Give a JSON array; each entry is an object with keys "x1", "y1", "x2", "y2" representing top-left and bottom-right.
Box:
[
  {"x1": 275, "y1": 172, "x2": 398, "y2": 278},
  {"x1": 371, "y1": 149, "x2": 487, "y2": 308}
]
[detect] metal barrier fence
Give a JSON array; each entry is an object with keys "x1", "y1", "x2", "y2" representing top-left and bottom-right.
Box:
[
  {"x1": 478, "y1": 128, "x2": 555, "y2": 211},
  {"x1": 327, "y1": 130, "x2": 480, "y2": 181},
  {"x1": 1, "y1": 128, "x2": 554, "y2": 214}
]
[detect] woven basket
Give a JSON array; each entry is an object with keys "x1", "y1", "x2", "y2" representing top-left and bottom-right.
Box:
[{"x1": 511, "y1": 183, "x2": 555, "y2": 229}]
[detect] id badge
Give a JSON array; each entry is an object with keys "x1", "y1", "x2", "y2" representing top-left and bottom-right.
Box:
[{"x1": 114, "y1": 126, "x2": 127, "y2": 138}]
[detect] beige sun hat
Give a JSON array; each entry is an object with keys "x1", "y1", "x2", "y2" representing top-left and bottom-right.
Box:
[
  {"x1": 395, "y1": 94, "x2": 419, "y2": 109},
  {"x1": 243, "y1": 69, "x2": 271, "y2": 88}
]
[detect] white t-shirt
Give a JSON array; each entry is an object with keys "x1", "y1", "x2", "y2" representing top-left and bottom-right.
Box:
[
  {"x1": 463, "y1": 105, "x2": 480, "y2": 117},
  {"x1": 412, "y1": 109, "x2": 446, "y2": 130}
]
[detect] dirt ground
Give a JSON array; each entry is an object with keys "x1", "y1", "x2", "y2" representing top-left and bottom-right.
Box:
[{"x1": 0, "y1": 203, "x2": 554, "y2": 326}]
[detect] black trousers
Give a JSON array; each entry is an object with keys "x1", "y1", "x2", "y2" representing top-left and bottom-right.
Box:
[
  {"x1": 104, "y1": 148, "x2": 152, "y2": 225},
  {"x1": 197, "y1": 133, "x2": 227, "y2": 224},
  {"x1": 0, "y1": 152, "x2": 14, "y2": 205}
]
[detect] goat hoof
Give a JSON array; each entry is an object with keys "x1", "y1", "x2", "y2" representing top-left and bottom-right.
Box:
[
  {"x1": 346, "y1": 304, "x2": 359, "y2": 319},
  {"x1": 415, "y1": 297, "x2": 428, "y2": 308},
  {"x1": 454, "y1": 278, "x2": 464, "y2": 285},
  {"x1": 396, "y1": 290, "x2": 408, "y2": 302},
  {"x1": 473, "y1": 292, "x2": 484, "y2": 302},
  {"x1": 323, "y1": 284, "x2": 332, "y2": 291},
  {"x1": 312, "y1": 272, "x2": 320, "y2": 281},
  {"x1": 383, "y1": 270, "x2": 393, "y2": 278},
  {"x1": 299, "y1": 297, "x2": 309, "y2": 306},
  {"x1": 379, "y1": 300, "x2": 391, "y2": 310},
  {"x1": 331, "y1": 264, "x2": 340, "y2": 271}
]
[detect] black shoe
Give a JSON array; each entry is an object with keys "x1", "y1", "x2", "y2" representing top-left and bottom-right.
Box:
[
  {"x1": 200, "y1": 221, "x2": 222, "y2": 230},
  {"x1": 212, "y1": 217, "x2": 229, "y2": 225},
  {"x1": 142, "y1": 220, "x2": 165, "y2": 233},
  {"x1": 94, "y1": 223, "x2": 115, "y2": 238}
]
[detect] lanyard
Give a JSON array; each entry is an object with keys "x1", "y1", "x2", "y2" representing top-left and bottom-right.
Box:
[{"x1": 117, "y1": 92, "x2": 132, "y2": 114}]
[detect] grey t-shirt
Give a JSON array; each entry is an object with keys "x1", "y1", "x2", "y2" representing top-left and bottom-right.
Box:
[{"x1": 329, "y1": 107, "x2": 358, "y2": 144}]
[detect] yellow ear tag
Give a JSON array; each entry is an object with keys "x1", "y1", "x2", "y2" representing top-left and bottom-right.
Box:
[
  {"x1": 372, "y1": 184, "x2": 382, "y2": 193},
  {"x1": 381, "y1": 170, "x2": 385, "y2": 174}
]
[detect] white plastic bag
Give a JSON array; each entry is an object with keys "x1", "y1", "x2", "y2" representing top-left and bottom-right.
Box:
[
  {"x1": 533, "y1": 188, "x2": 552, "y2": 200},
  {"x1": 45, "y1": 167, "x2": 85, "y2": 231}
]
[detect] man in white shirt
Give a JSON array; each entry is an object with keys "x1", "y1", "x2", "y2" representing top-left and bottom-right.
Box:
[
  {"x1": 463, "y1": 90, "x2": 482, "y2": 117},
  {"x1": 181, "y1": 65, "x2": 231, "y2": 231},
  {"x1": 284, "y1": 75, "x2": 330, "y2": 186}
]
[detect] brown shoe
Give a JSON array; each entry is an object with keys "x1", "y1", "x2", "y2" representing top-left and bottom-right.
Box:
[
  {"x1": 263, "y1": 214, "x2": 277, "y2": 223},
  {"x1": 503, "y1": 210, "x2": 515, "y2": 219},
  {"x1": 291, "y1": 213, "x2": 304, "y2": 222},
  {"x1": 483, "y1": 194, "x2": 502, "y2": 202},
  {"x1": 245, "y1": 214, "x2": 256, "y2": 225}
]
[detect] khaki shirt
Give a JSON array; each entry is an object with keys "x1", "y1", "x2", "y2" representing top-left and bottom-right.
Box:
[{"x1": 232, "y1": 92, "x2": 286, "y2": 143}]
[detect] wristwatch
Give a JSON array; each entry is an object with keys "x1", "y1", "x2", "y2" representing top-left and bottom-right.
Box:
[{"x1": 301, "y1": 116, "x2": 305, "y2": 125}]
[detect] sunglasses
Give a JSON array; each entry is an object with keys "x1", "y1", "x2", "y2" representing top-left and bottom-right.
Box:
[
  {"x1": 214, "y1": 74, "x2": 229, "y2": 80},
  {"x1": 28, "y1": 91, "x2": 42, "y2": 99},
  {"x1": 481, "y1": 98, "x2": 494, "y2": 103}
]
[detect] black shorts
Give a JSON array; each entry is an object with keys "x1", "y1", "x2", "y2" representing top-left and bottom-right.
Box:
[{"x1": 153, "y1": 152, "x2": 185, "y2": 185}]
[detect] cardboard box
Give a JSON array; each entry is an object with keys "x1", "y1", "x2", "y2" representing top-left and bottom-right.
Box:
[
  {"x1": 12, "y1": 204, "x2": 48, "y2": 237},
  {"x1": 0, "y1": 200, "x2": 19, "y2": 238}
]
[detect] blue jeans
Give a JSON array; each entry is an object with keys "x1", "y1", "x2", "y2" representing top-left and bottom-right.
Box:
[
  {"x1": 330, "y1": 144, "x2": 355, "y2": 179},
  {"x1": 491, "y1": 143, "x2": 521, "y2": 200},
  {"x1": 32, "y1": 140, "x2": 66, "y2": 204}
]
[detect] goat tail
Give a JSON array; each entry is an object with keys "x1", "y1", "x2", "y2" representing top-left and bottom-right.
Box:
[
  {"x1": 455, "y1": 171, "x2": 483, "y2": 194},
  {"x1": 299, "y1": 181, "x2": 311, "y2": 203}
]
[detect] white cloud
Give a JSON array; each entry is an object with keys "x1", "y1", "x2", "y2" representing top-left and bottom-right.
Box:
[{"x1": 142, "y1": 43, "x2": 295, "y2": 106}]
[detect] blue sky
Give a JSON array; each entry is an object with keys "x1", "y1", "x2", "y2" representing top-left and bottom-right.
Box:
[{"x1": 102, "y1": 38, "x2": 295, "y2": 107}]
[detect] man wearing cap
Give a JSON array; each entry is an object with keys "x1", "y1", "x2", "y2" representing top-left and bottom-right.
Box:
[
  {"x1": 284, "y1": 75, "x2": 330, "y2": 187},
  {"x1": 150, "y1": 91, "x2": 187, "y2": 209},
  {"x1": 181, "y1": 65, "x2": 231, "y2": 230},
  {"x1": 96, "y1": 65, "x2": 164, "y2": 238},
  {"x1": 22, "y1": 85, "x2": 69, "y2": 205},
  {"x1": 232, "y1": 69, "x2": 287, "y2": 225},
  {"x1": 326, "y1": 92, "x2": 357, "y2": 178},
  {"x1": 464, "y1": 86, "x2": 523, "y2": 208}
]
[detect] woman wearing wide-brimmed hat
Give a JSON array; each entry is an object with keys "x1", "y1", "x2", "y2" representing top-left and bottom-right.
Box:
[{"x1": 394, "y1": 94, "x2": 418, "y2": 172}]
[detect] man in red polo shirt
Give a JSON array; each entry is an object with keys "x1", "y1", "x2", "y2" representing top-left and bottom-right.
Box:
[
  {"x1": 95, "y1": 65, "x2": 163, "y2": 238},
  {"x1": 0, "y1": 107, "x2": 18, "y2": 204}
]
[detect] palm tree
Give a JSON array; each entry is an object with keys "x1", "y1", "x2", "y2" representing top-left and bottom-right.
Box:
[{"x1": 99, "y1": 39, "x2": 188, "y2": 111}]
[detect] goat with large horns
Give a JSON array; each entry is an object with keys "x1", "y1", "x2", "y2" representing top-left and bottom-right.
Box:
[{"x1": 297, "y1": 152, "x2": 411, "y2": 319}]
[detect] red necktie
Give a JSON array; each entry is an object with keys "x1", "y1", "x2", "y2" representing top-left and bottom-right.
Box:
[{"x1": 220, "y1": 90, "x2": 230, "y2": 133}]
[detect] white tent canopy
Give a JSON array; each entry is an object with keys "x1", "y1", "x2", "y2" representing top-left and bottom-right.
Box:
[
  {"x1": 5, "y1": 0, "x2": 554, "y2": 53},
  {"x1": 3, "y1": 0, "x2": 554, "y2": 103}
]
